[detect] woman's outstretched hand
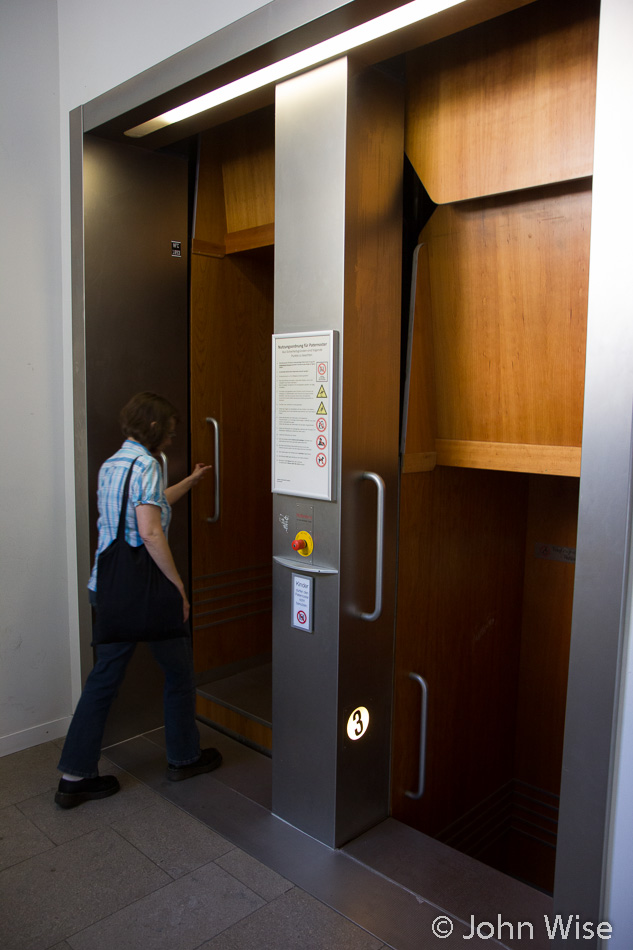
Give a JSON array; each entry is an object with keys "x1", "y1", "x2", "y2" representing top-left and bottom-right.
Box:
[
  {"x1": 189, "y1": 462, "x2": 212, "y2": 486},
  {"x1": 164, "y1": 463, "x2": 213, "y2": 506}
]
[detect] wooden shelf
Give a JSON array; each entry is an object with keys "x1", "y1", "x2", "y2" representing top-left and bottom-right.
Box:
[
  {"x1": 225, "y1": 222, "x2": 274, "y2": 254},
  {"x1": 403, "y1": 440, "x2": 581, "y2": 477},
  {"x1": 191, "y1": 237, "x2": 224, "y2": 259},
  {"x1": 192, "y1": 223, "x2": 274, "y2": 258}
]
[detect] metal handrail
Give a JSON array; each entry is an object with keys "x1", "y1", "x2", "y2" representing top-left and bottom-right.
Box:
[
  {"x1": 359, "y1": 471, "x2": 385, "y2": 621},
  {"x1": 405, "y1": 672, "x2": 429, "y2": 800},
  {"x1": 205, "y1": 417, "x2": 220, "y2": 523}
]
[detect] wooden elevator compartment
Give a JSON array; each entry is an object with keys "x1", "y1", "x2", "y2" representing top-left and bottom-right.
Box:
[
  {"x1": 392, "y1": 0, "x2": 598, "y2": 893},
  {"x1": 190, "y1": 106, "x2": 275, "y2": 754}
]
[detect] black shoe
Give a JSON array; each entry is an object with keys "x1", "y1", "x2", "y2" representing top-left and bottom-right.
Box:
[
  {"x1": 166, "y1": 747, "x2": 222, "y2": 782},
  {"x1": 54, "y1": 774, "x2": 120, "y2": 809}
]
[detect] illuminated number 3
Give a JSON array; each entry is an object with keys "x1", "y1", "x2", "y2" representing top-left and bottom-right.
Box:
[{"x1": 346, "y1": 706, "x2": 369, "y2": 741}]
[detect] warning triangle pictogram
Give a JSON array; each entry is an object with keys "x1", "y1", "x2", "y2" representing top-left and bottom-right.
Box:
[
  {"x1": 316, "y1": 402, "x2": 327, "y2": 415},
  {"x1": 316, "y1": 385, "x2": 327, "y2": 399}
]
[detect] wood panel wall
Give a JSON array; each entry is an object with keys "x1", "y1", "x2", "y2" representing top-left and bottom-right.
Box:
[
  {"x1": 193, "y1": 105, "x2": 275, "y2": 259},
  {"x1": 190, "y1": 251, "x2": 274, "y2": 675},
  {"x1": 406, "y1": 0, "x2": 599, "y2": 203},
  {"x1": 220, "y1": 108, "x2": 275, "y2": 234},
  {"x1": 392, "y1": 466, "x2": 529, "y2": 837},
  {"x1": 416, "y1": 181, "x2": 591, "y2": 474},
  {"x1": 402, "y1": 180, "x2": 591, "y2": 477},
  {"x1": 514, "y1": 475, "x2": 578, "y2": 793}
]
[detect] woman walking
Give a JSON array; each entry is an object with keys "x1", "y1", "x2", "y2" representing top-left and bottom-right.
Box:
[{"x1": 56, "y1": 392, "x2": 221, "y2": 808}]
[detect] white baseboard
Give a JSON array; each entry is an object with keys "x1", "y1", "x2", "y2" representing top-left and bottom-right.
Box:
[{"x1": 0, "y1": 717, "x2": 71, "y2": 757}]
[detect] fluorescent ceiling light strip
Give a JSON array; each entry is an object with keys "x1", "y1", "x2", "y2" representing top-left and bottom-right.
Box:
[{"x1": 125, "y1": 0, "x2": 461, "y2": 137}]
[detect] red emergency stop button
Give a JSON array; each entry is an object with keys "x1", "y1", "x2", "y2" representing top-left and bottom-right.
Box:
[{"x1": 291, "y1": 530, "x2": 314, "y2": 557}]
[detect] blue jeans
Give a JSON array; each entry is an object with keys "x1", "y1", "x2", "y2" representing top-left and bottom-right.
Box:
[{"x1": 58, "y1": 597, "x2": 201, "y2": 777}]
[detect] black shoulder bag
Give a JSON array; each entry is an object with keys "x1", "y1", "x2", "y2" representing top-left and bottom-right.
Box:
[{"x1": 93, "y1": 458, "x2": 189, "y2": 644}]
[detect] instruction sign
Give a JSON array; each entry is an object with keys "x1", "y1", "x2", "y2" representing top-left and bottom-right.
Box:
[
  {"x1": 272, "y1": 331, "x2": 337, "y2": 500},
  {"x1": 291, "y1": 573, "x2": 314, "y2": 632}
]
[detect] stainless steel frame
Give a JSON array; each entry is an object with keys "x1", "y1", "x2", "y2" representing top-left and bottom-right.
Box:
[
  {"x1": 69, "y1": 0, "x2": 631, "y2": 931},
  {"x1": 70, "y1": 105, "x2": 94, "y2": 684}
]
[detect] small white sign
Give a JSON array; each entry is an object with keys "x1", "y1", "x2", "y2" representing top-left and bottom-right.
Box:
[
  {"x1": 291, "y1": 573, "x2": 313, "y2": 632},
  {"x1": 272, "y1": 331, "x2": 336, "y2": 500}
]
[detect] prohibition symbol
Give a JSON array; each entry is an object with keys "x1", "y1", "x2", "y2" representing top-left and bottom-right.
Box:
[
  {"x1": 316, "y1": 453, "x2": 327, "y2": 467},
  {"x1": 316, "y1": 435, "x2": 327, "y2": 450},
  {"x1": 297, "y1": 610, "x2": 307, "y2": 625},
  {"x1": 316, "y1": 418, "x2": 327, "y2": 432},
  {"x1": 317, "y1": 362, "x2": 328, "y2": 380}
]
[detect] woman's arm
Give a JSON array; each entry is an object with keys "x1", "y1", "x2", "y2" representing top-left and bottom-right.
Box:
[
  {"x1": 164, "y1": 462, "x2": 212, "y2": 506},
  {"x1": 136, "y1": 503, "x2": 189, "y2": 622}
]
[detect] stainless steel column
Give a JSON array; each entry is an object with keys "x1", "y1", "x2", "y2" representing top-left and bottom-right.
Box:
[{"x1": 272, "y1": 57, "x2": 403, "y2": 847}]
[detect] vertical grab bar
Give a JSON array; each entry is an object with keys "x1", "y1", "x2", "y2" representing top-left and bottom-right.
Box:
[
  {"x1": 159, "y1": 452, "x2": 168, "y2": 488},
  {"x1": 205, "y1": 417, "x2": 220, "y2": 523},
  {"x1": 405, "y1": 672, "x2": 428, "y2": 799},
  {"x1": 359, "y1": 472, "x2": 385, "y2": 621}
]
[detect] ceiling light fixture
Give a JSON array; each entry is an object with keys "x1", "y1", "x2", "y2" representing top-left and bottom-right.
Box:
[{"x1": 125, "y1": 0, "x2": 461, "y2": 137}]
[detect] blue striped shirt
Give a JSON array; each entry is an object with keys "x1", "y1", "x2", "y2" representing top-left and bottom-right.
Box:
[{"x1": 88, "y1": 439, "x2": 171, "y2": 591}]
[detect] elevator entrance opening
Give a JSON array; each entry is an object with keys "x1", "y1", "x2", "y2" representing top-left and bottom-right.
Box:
[
  {"x1": 75, "y1": 0, "x2": 608, "y2": 927},
  {"x1": 390, "y1": 0, "x2": 596, "y2": 894},
  {"x1": 189, "y1": 106, "x2": 275, "y2": 755}
]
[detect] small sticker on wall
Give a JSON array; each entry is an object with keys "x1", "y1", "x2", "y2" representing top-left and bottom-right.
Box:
[
  {"x1": 534, "y1": 543, "x2": 576, "y2": 564},
  {"x1": 171, "y1": 241, "x2": 182, "y2": 257}
]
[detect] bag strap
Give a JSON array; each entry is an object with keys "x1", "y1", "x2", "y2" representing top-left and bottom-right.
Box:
[{"x1": 116, "y1": 458, "x2": 141, "y2": 540}]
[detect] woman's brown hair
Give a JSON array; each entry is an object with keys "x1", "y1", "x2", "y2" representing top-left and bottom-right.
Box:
[{"x1": 119, "y1": 392, "x2": 179, "y2": 453}]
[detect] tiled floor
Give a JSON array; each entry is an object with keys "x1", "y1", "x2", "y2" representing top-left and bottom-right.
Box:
[{"x1": 0, "y1": 739, "x2": 390, "y2": 950}]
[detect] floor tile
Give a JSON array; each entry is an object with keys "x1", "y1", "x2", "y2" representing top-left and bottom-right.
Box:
[
  {"x1": 112, "y1": 797, "x2": 232, "y2": 878},
  {"x1": 215, "y1": 847, "x2": 293, "y2": 901},
  {"x1": 0, "y1": 742, "x2": 65, "y2": 808},
  {"x1": 19, "y1": 768, "x2": 163, "y2": 845},
  {"x1": 0, "y1": 827, "x2": 170, "y2": 950},
  {"x1": 198, "y1": 886, "x2": 385, "y2": 950},
  {"x1": 0, "y1": 804, "x2": 54, "y2": 870},
  {"x1": 67, "y1": 862, "x2": 265, "y2": 950},
  {"x1": 106, "y1": 734, "x2": 449, "y2": 949}
]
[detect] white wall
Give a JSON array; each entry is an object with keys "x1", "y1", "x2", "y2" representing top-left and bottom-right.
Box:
[
  {"x1": 0, "y1": 0, "x2": 69, "y2": 753},
  {"x1": 56, "y1": 0, "x2": 274, "y2": 107}
]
